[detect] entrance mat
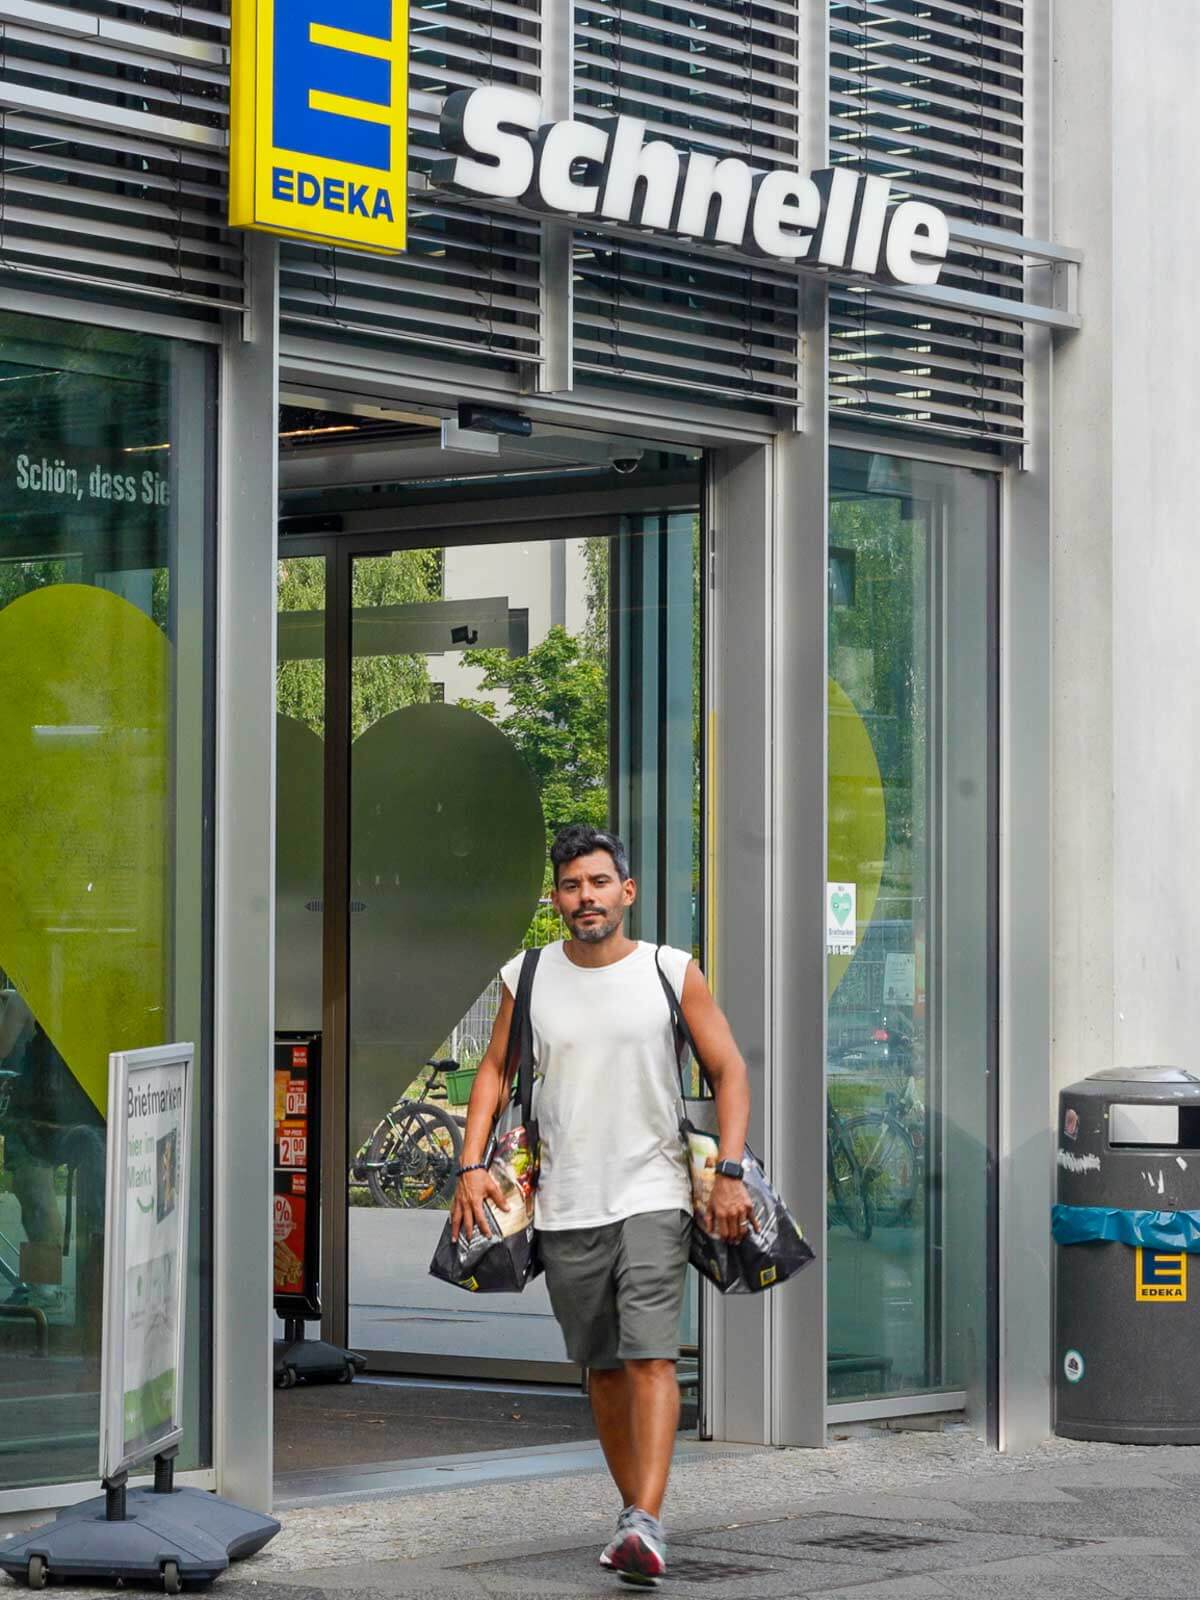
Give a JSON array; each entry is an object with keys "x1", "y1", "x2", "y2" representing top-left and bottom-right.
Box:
[{"x1": 275, "y1": 1379, "x2": 599, "y2": 1472}]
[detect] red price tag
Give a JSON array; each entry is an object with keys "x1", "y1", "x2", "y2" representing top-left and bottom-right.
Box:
[
  {"x1": 285, "y1": 1082, "x2": 307, "y2": 1116},
  {"x1": 279, "y1": 1133, "x2": 307, "y2": 1168},
  {"x1": 291, "y1": 1045, "x2": 308, "y2": 1069}
]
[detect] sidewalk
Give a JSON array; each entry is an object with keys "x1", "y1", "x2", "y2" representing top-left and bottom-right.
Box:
[{"x1": 7, "y1": 1427, "x2": 1200, "y2": 1597}]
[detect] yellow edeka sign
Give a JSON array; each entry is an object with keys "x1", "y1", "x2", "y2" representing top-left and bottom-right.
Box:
[
  {"x1": 230, "y1": 0, "x2": 408, "y2": 253},
  {"x1": 1135, "y1": 1247, "x2": 1188, "y2": 1302}
]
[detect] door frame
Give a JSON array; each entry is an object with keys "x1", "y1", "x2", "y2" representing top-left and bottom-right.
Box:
[{"x1": 278, "y1": 476, "x2": 701, "y2": 1375}]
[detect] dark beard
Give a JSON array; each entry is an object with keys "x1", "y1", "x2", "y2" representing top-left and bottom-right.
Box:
[{"x1": 571, "y1": 910, "x2": 621, "y2": 944}]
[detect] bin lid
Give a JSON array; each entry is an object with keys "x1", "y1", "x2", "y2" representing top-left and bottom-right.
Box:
[{"x1": 1086, "y1": 1065, "x2": 1200, "y2": 1083}]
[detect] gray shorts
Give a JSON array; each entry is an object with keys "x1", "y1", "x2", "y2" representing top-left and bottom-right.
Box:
[{"x1": 538, "y1": 1209, "x2": 691, "y2": 1371}]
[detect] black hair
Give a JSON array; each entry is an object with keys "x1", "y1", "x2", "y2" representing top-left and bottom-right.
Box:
[{"x1": 550, "y1": 824, "x2": 631, "y2": 884}]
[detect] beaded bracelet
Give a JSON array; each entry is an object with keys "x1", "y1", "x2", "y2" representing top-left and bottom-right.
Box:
[{"x1": 455, "y1": 1162, "x2": 488, "y2": 1178}]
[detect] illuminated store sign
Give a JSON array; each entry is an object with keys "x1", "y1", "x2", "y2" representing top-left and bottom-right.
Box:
[
  {"x1": 230, "y1": 0, "x2": 409, "y2": 254},
  {"x1": 433, "y1": 86, "x2": 951, "y2": 288}
]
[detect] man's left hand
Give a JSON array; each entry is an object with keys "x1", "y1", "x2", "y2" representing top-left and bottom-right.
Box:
[{"x1": 707, "y1": 1175, "x2": 755, "y2": 1242}]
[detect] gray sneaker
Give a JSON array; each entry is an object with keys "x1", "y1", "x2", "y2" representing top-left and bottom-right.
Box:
[
  {"x1": 599, "y1": 1506, "x2": 635, "y2": 1568},
  {"x1": 608, "y1": 1508, "x2": 667, "y2": 1587}
]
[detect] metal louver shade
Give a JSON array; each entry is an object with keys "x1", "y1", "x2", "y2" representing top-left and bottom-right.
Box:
[
  {"x1": 0, "y1": 0, "x2": 242, "y2": 320},
  {"x1": 829, "y1": 0, "x2": 1026, "y2": 444},
  {"x1": 571, "y1": 0, "x2": 802, "y2": 414},
  {"x1": 279, "y1": 0, "x2": 543, "y2": 376}
]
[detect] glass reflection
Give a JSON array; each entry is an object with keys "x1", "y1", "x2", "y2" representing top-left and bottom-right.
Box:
[{"x1": 826, "y1": 449, "x2": 994, "y2": 1408}]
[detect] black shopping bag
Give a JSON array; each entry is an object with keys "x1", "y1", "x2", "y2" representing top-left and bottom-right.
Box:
[
  {"x1": 429, "y1": 947, "x2": 542, "y2": 1293},
  {"x1": 655, "y1": 950, "x2": 816, "y2": 1294}
]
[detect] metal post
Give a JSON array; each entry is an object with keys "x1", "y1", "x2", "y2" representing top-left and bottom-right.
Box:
[
  {"x1": 104, "y1": 1476, "x2": 127, "y2": 1523},
  {"x1": 153, "y1": 1452, "x2": 177, "y2": 1496},
  {"x1": 213, "y1": 231, "x2": 280, "y2": 1510}
]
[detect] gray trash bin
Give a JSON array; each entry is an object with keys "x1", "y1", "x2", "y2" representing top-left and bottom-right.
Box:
[{"x1": 1055, "y1": 1065, "x2": 1200, "y2": 1442}]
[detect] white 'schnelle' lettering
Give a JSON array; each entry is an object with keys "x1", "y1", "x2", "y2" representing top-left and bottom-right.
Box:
[{"x1": 432, "y1": 87, "x2": 951, "y2": 288}]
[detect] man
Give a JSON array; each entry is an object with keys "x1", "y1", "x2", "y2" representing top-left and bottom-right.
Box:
[{"x1": 452, "y1": 824, "x2": 752, "y2": 1586}]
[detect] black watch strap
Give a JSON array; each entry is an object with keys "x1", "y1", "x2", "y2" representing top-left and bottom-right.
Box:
[{"x1": 715, "y1": 1158, "x2": 744, "y2": 1179}]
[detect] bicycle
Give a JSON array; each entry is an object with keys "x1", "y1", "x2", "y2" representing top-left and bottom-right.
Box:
[
  {"x1": 826, "y1": 1093, "x2": 873, "y2": 1240},
  {"x1": 350, "y1": 1059, "x2": 466, "y2": 1209},
  {"x1": 842, "y1": 1074, "x2": 923, "y2": 1228}
]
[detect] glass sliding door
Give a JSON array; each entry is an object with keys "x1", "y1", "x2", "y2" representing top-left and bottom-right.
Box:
[
  {"x1": 825, "y1": 448, "x2": 996, "y2": 1412},
  {"x1": 272, "y1": 508, "x2": 702, "y2": 1377},
  {"x1": 344, "y1": 522, "x2": 700, "y2": 1370}
]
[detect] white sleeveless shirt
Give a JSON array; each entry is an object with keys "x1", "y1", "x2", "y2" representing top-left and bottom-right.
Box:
[{"x1": 499, "y1": 940, "x2": 693, "y2": 1231}]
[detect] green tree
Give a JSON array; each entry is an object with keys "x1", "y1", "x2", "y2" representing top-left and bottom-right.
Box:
[
  {"x1": 460, "y1": 623, "x2": 608, "y2": 845},
  {"x1": 275, "y1": 549, "x2": 442, "y2": 737}
]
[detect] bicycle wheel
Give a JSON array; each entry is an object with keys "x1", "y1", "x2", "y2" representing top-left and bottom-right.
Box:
[
  {"x1": 846, "y1": 1114, "x2": 917, "y2": 1227},
  {"x1": 366, "y1": 1104, "x2": 463, "y2": 1209},
  {"x1": 827, "y1": 1116, "x2": 873, "y2": 1241}
]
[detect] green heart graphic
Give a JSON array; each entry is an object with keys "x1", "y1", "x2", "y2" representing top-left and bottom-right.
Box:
[
  {"x1": 828, "y1": 678, "x2": 886, "y2": 997},
  {"x1": 830, "y1": 891, "x2": 852, "y2": 925},
  {"x1": 277, "y1": 704, "x2": 546, "y2": 1145},
  {"x1": 0, "y1": 585, "x2": 169, "y2": 1116}
]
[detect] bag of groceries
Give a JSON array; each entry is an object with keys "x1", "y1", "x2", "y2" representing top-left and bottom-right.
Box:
[
  {"x1": 429, "y1": 947, "x2": 542, "y2": 1293},
  {"x1": 655, "y1": 950, "x2": 816, "y2": 1294}
]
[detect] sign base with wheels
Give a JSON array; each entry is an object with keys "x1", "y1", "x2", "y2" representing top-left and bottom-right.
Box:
[
  {"x1": 0, "y1": 1044, "x2": 281, "y2": 1590},
  {"x1": 0, "y1": 1459, "x2": 279, "y2": 1592},
  {"x1": 274, "y1": 1316, "x2": 366, "y2": 1388}
]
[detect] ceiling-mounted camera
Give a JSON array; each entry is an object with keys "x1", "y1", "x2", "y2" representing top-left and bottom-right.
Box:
[{"x1": 610, "y1": 452, "x2": 643, "y2": 476}]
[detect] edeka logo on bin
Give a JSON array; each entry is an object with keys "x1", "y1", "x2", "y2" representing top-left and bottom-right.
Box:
[
  {"x1": 1135, "y1": 1248, "x2": 1188, "y2": 1302},
  {"x1": 230, "y1": 0, "x2": 409, "y2": 253}
]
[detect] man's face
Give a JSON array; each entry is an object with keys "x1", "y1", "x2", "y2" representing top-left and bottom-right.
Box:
[{"x1": 552, "y1": 850, "x2": 636, "y2": 944}]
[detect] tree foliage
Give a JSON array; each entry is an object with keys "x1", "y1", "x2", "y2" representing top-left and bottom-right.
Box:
[
  {"x1": 275, "y1": 549, "x2": 442, "y2": 737},
  {"x1": 460, "y1": 623, "x2": 608, "y2": 844}
]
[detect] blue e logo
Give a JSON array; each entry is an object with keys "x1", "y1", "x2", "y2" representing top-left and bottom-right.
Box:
[{"x1": 273, "y1": 0, "x2": 394, "y2": 171}]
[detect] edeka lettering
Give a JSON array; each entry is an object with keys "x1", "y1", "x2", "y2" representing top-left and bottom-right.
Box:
[
  {"x1": 229, "y1": 0, "x2": 409, "y2": 254},
  {"x1": 270, "y1": 167, "x2": 395, "y2": 221},
  {"x1": 432, "y1": 86, "x2": 951, "y2": 289}
]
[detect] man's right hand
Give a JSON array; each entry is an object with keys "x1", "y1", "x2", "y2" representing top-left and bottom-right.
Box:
[{"x1": 450, "y1": 1166, "x2": 506, "y2": 1243}]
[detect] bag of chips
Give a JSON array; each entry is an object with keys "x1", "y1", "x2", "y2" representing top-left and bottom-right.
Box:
[
  {"x1": 429, "y1": 948, "x2": 543, "y2": 1294},
  {"x1": 657, "y1": 951, "x2": 816, "y2": 1294}
]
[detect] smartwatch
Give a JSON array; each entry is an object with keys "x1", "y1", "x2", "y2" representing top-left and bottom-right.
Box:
[{"x1": 714, "y1": 1158, "x2": 744, "y2": 1180}]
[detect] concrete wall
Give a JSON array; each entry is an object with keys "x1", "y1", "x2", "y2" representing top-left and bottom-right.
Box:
[{"x1": 1052, "y1": 0, "x2": 1200, "y2": 1088}]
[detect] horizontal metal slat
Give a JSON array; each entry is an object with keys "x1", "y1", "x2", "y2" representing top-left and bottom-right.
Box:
[
  {"x1": 574, "y1": 301, "x2": 799, "y2": 371},
  {"x1": 280, "y1": 309, "x2": 533, "y2": 368},
  {"x1": 0, "y1": 108, "x2": 226, "y2": 172},
  {"x1": 577, "y1": 0, "x2": 800, "y2": 48},
  {"x1": 90, "y1": 0, "x2": 227, "y2": 35},
  {"x1": 279, "y1": 283, "x2": 538, "y2": 349},
  {"x1": 573, "y1": 45, "x2": 797, "y2": 115},
  {"x1": 829, "y1": 0, "x2": 1026, "y2": 444},
  {"x1": 574, "y1": 16, "x2": 797, "y2": 76},
  {"x1": 284, "y1": 255, "x2": 537, "y2": 320},
  {"x1": 2, "y1": 39, "x2": 228, "y2": 119},
  {"x1": 2, "y1": 136, "x2": 224, "y2": 205},
  {"x1": 837, "y1": 51, "x2": 1023, "y2": 103},
  {"x1": 830, "y1": 375, "x2": 1023, "y2": 431},
  {"x1": 0, "y1": 228, "x2": 239, "y2": 299},
  {"x1": 0, "y1": 0, "x2": 227, "y2": 65},
  {"x1": 0, "y1": 78, "x2": 225, "y2": 147},
  {"x1": 0, "y1": 173, "x2": 239, "y2": 262},
  {"x1": 575, "y1": 356, "x2": 796, "y2": 407}
]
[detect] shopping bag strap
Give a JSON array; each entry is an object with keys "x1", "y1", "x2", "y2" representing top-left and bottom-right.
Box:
[
  {"x1": 654, "y1": 947, "x2": 715, "y2": 1099},
  {"x1": 504, "y1": 945, "x2": 542, "y2": 1127}
]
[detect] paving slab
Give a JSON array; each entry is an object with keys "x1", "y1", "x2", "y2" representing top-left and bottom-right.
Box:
[
  {"x1": 9, "y1": 1431, "x2": 1200, "y2": 1599},
  {"x1": 678, "y1": 1515, "x2": 1097, "y2": 1582}
]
